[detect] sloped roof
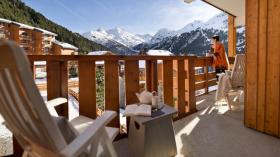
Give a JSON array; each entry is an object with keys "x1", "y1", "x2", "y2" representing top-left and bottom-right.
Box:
[
  {"x1": 53, "y1": 40, "x2": 78, "y2": 50},
  {"x1": 0, "y1": 18, "x2": 12, "y2": 24},
  {"x1": 0, "y1": 17, "x2": 57, "y2": 36}
]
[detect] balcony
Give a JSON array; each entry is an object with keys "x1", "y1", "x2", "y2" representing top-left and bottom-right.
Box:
[{"x1": 1, "y1": 53, "x2": 279, "y2": 157}]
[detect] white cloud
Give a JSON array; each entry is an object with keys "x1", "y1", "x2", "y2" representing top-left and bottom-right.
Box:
[{"x1": 155, "y1": 0, "x2": 222, "y2": 31}]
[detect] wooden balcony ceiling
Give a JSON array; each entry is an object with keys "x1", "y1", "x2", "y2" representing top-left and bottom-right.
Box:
[{"x1": 115, "y1": 91, "x2": 280, "y2": 157}]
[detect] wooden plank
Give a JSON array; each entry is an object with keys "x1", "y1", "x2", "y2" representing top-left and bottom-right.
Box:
[
  {"x1": 195, "y1": 82, "x2": 206, "y2": 91},
  {"x1": 204, "y1": 65, "x2": 209, "y2": 94},
  {"x1": 208, "y1": 80, "x2": 217, "y2": 87},
  {"x1": 177, "y1": 60, "x2": 186, "y2": 117},
  {"x1": 163, "y1": 60, "x2": 173, "y2": 106},
  {"x1": 265, "y1": 0, "x2": 280, "y2": 136},
  {"x1": 79, "y1": 61, "x2": 96, "y2": 119},
  {"x1": 47, "y1": 61, "x2": 68, "y2": 117},
  {"x1": 145, "y1": 60, "x2": 158, "y2": 92},
  {"x1": 245, "y1": 0, "x2": 258, "y2": 129},
  {"x1": 195, "y1": 74, "x2": 206, "y2": 82},
  {"x1": 28, "y1": 55, "x2": 197, "y2": 62},
  {"x1": 185, "y1": 58, "x2": 196, "y2": 113},
  {"x1": 145, "y1": 60, "x2": 152, "y2": 91},
  {"x1": 208, "y1": 72, "x2": 216, "y2": 80},
  {"x1": 125, "y1": 60, "x2": 139, "y2": 105},
  {"x1": 257, "y1": 0, "x2": 268, "y2": 132},
  {"x1": 29, "y1": 60, "x2": 35, "y2": 79},
  {"x1": 228, "y1": 15, "x2": 237, "y2": 57},
  {"x1": 205, "y1": 58, "x2": 213, "y2": 66},
  {"x1": 194, "y1": 58, "x2": 205, "y2": 67},
  {"x1": 125, "y1": 60, "x2": 139, "y2": 132},
  {"x1": 105, "y1": 60, "x2": 120, "y2": 128}
]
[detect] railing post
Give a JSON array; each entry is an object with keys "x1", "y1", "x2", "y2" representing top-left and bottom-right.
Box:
[
  {"x1": 47, "y1": 61, "x2": 68, "y2": 117},
  {"x1": 204, "y1": 59, "x2": 209, "y2": 94},
  {"x1": 145, "y1": 60, "x2": 158, "y2": 92},
  {"x1": 177, "y1": 59, "x2": 187, "y2": 118},
  {"x1": 79, "y1": 61, "x2": 96, "y2": 119},
  {"x1": 185, "y1": 57, "x2": 197, "y2": 113},
  {"x1": 104, "y1": 60, "x2": 120, "y2": 128},
  {"x1": 125, "y1": 60, "x2": 139, "y2": 133},
  {"x1": 163, "y1": 60, "x2": 174, "y2": 106}
]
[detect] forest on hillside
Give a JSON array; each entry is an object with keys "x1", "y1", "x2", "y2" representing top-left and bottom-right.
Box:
[{"x1": 0, "y1": 0, "x2": 109, "y2": 54}]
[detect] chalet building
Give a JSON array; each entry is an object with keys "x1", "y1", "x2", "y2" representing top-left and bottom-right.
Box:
[
  {"x1": 0, "y1": 18, "x2": 77, "y2": 55},
  {"x1": 52, "y1": 40, "x2": 78, "y2": 55}
]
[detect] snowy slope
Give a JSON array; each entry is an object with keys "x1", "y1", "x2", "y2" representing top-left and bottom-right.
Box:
[
  {"x1": 83, "y1": 27, "x2": 148, "y2": 48},
  {"x1": 149, "y1": 13, "x2": 228, "y2": 44},
  {"x1": 176, "y1": 20, "x2": 204, "y2": 35},
  {"x1": 106, "y1": 27, "x2": 145, "y2": 47}
]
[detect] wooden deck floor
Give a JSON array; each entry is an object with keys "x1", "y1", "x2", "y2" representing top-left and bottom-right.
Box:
[{"x1": 114, "y1": 91, "x2": 280, "y2": 157}]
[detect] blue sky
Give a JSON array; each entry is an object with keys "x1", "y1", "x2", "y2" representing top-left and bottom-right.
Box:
[{"x1": 21, "y1": 0, "x2": 221, "y2": 35}]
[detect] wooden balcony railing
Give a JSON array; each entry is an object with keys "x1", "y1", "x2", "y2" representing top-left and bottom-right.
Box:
[
  {"x1": 194, "y1": 57, "x2": 217, "y2": 95},
  {"x1": 28, "y1": 55, "x2": 217, "y2": 133}
]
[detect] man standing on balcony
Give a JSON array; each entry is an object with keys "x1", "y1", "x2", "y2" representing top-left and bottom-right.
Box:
[{"x1": 210, "y1": 35, "x2": 229, "y2": 79}]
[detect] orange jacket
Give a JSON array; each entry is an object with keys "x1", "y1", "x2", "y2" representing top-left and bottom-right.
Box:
[{"x1": 212, "y1": 42, "x2": 228, "y2": 69}]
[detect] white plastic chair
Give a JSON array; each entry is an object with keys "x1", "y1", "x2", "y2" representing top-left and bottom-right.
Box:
[
  {"x1": 216, "y1": 54, "x2": 245, "y2": 110},
  {"x1": 0, "y1": 41, "x2": 118, "y2": 157}
]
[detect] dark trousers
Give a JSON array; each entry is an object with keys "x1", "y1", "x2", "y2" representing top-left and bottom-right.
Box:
[{"x1": 215, "y1": 68, "x2": 226, "y2": 80}]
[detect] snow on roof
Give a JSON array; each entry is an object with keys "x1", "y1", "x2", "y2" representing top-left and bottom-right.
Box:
[
  {"x1": 53, "y1": 40, "x2": 78, "y2": 50},
  {"x1": 34, "y1": 28, "x2": 57, "y2": 36},
  {"x1": 88, "y1": 51, "x2": 114, "y2": 55},
  {"x1": 146, "y1": 50, "x2": 173, "y2": 56},
  {"x1": 0, "y1": 17, "x2": 56, "y2": 36},
  {"x1": 12, "y1": 21, "x2": 34, "y2": 29},
  {"x1": 34, "y1": 61, "x2": 46, "y2": 66},
  {"x1": 0, "y1": 18, "x2": 12, "y2": 24}
]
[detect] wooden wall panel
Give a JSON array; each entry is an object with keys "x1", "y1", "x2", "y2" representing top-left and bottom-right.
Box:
[
  {"x1": 257, "y1": 0, "x2": 267, "y2": 132},
  {"x1": 245, "y1": 0, "x2": 258, "y2": 129},
  {"x1": 265, "y1": 0, "x2": 280, "y2": 136},
  {"x1": 246, "y1": 0, "x2": 280, "y2": 137},
  {"x1": 79, "y1": 61, "x2": 96, "y2": 119},
  {"x1": 105, "y1": 60, "x2": 120, "y2": 128},
  {"x1": 163, "y1": 60, "x2": 173, "y2": 106}
]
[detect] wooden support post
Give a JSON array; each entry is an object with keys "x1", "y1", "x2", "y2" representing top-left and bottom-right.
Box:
[
  {"x1": 257, "y1": 0, "x2": 268, "y2": 132},
  {"x1": 125, "y1": 60, "x2": 139, "y2": 104},
  {"x1": 145, "y1": 61, "x2": 152, "y2": 91},
  {"x1": 29, "y1": 60, "x2": 36, "y2": 80},
  {"x1": 185, "y1": 58, "x2": 196, "y2": 113},
  {"x1": 177, "y1": 60, "x2": 186, "y2": 117},
  {"x1": 204, "y1": 59, "x2": 209, "y2": 94},
  {"x1": 47, "y1": 61, "x2": 68, "y2": 117},
  {"x1": 163, "y1": 60, "x2": 173, "y2": 106},
  {"x1": 145, "y1": 60, "x2": 158, "y2": 92},
  {"x1": 79, "y1": 61, "x2": 96, "y2": 119},
  {"x1": 125, "y1": 60, "x2": 139, "y2": 132},
  {"x1": 228, "y1": 15, "x2": 237, "y2": 57},
  {"x1": 105, "y1": 60, "x2": 120, "y2": 128}
]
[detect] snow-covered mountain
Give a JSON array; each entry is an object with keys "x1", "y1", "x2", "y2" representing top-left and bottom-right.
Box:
[
  {"x1": 83, "y1": 27, "x2": 153, "y2": 54},
  {"x1": 83, "y1": 13, "x2": 245, "y2": 55},
  {"x1": 136, "y1": 34, "x2": 153, "y2": 43},
  {"x1": 83, "y1": 27, "x2": 150, "y2": 48},
  {"x1": 83, "y1": 28, "x2": 137, "y2": 55},
  {"x1": 149, "y1": 13, "x2": 228, "y2": 44},
  {"x1": 134, "y1": 13, "x2": 245, "y2": 55}
]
